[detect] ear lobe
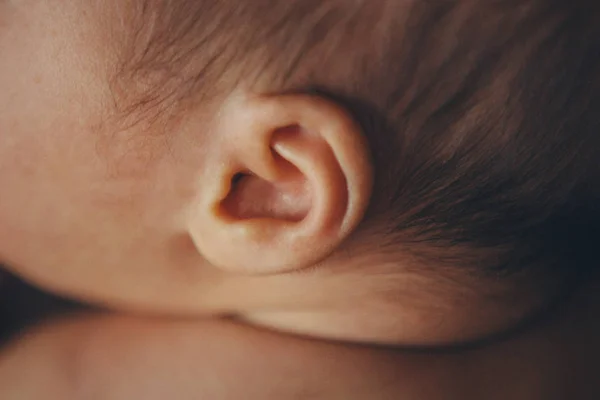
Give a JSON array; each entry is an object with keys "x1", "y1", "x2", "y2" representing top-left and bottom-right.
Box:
[{"x1": 189, "y1": 93, "x2": 373, "y2": 275}]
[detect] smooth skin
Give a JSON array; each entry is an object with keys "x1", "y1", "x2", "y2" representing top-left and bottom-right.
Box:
[
  {"x1": 0, "y1": 0, "x2": 550, "y2": 347},
  {"x1": 1, "y1": 281, "x2": 599, "y2": 400},
  {"x1": 1, "y1": 2, "x2": 599, "y2": 398}
]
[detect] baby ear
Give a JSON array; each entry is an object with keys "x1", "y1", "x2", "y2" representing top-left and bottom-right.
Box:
[{"x1": 188, "y1": 92, "x2": 373, "y2": 275}]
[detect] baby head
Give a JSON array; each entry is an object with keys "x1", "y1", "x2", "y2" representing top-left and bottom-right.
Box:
[{"x1": 1, "y1": 0, "x2": 598, "y2": 346}]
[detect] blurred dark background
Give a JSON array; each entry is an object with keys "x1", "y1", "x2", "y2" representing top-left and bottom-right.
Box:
[{"x1": 0, "y1": 269, "x2": 84, "y2": 344}]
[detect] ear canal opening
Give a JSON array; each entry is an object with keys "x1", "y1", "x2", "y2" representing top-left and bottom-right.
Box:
[
  {"x1": 231, "y1": 172, "x2": 248, "y2": 186},
  {"x1": 220, "y1": 168, "x2": 311, "y2": 223}
]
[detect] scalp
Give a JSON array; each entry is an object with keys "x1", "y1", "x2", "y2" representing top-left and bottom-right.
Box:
[{"x1": 111, "y1": 0, "x2": 600, "y2": 284}]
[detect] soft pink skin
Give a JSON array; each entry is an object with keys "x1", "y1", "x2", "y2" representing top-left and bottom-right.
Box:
[
  {"x1": 0, "y1": 1, "x2": 555, "y2": 349},
  {"x1": 1, "y1": 1, "x2": 598, "y2": 398},
  {"x1": 2, "y1": 283, "x2": 599, "y2": 400}
]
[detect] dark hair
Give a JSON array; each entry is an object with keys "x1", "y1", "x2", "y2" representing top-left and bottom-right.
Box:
[{"x1": 114, "y1": 0, "x2": 600, "y2": 287}]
